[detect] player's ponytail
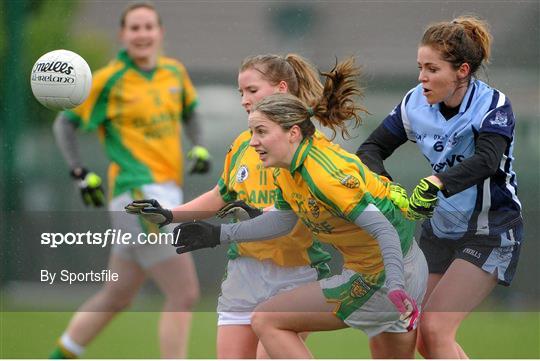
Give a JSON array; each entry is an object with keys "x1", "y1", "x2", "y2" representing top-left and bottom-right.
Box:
[
  {"x1": 311, "y1": 57, "x2": 367, "y2": 139},
  {"x1": 285, "y1": 54, "x2": 323, "y2": 107},
  {"x1": 252, "y1": 57, "x2": 368, "y2": 140},
  {"x1": 421, "y1": 15, "x2": 492, "y2": 77}
]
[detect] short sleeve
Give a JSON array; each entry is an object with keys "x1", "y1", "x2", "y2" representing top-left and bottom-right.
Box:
[{"x1": 479, "y1": 94, "x2": 515, "y2": 140}]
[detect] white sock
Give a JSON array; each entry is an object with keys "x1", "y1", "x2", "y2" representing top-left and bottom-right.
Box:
[{"x1": 60, "y1": 333, "x2": 85, "y2": 357}]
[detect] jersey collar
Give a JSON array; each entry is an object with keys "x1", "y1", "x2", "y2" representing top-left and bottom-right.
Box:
[
  {"x1": 117, "y1": 48, "x2": 159, "y2": 80},
  {"x1": 289, "y1": 136, "x2": 313, "y2": 174},
  {"x1": 432, "y1": 77, "x2": 477, "y2": 114}
]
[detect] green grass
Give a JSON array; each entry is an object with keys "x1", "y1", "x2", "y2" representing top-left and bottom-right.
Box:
[{"x1": 0, "y1": 311, "x2": 538, "y2": 358}]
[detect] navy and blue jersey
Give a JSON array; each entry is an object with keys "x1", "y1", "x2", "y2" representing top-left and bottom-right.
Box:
[{"x1": 383, "y1": 78, "x2": 521, "y2": 239}]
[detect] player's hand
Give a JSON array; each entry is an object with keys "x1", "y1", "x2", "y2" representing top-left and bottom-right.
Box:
[
  {"x1": 124, "y1": 199, "x2": 173, "y2": 227},
  {"x1": 407, "y1": 177, "x2": 441, "y2": 220},
  {"x1": 389, "y1": 183, "x2": 409, "y2": 212},
  {"x1": 70, "y1": 168, "x2": 105, "y2": 207},
  {"x1": 216, "y1": 200, "x2": 263, "y2": 221},
  {"x1": 173, "y1": 221, "x2": 221, "y2": 254},
  {"x1": 387, "y1": 288, "x2": 419, "y2": 332},
  {"x1": 188, "y1": 145, "x2": 211, "y2": 174}
]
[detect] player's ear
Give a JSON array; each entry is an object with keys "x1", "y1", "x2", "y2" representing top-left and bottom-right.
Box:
[
  {"x1": 457, "y1": 62, "x2": 471, "y2": 80},
  {"x1": 276, "y1": 80, "x2": 288, "y2": 94},
  {"x1": 288, "y1": 125, "x2": 302, "y2": 143}
]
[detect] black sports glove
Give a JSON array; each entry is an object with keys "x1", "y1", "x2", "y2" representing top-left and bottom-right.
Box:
[
  {"x1": 124, "y1": 199, "x2": 173, "y2": 227},
  {"x1": 187, "y1": 146, "x2": 211, "y2": 174},
  {"x1": 215, "y1": 200, "x2": 263, "y2": 221},
  {"x1": 407, "y1": 177, "x2": 441, "y2": 220},
  {"x1": 173, "y1": 221, "x2": 221, "y2": 254},
  {"x1": 70, "y1": 168, "x2": 105, "y2": 207}
]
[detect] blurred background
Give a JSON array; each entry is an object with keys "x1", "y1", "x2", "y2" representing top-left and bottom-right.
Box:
[{"x1": 1, "y1": 0, "x2": 538, "y2": 358}]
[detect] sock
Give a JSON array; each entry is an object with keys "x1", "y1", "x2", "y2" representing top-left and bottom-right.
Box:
[{"x1": 49, "y1": 333, "x2": 85, "y2": 359}]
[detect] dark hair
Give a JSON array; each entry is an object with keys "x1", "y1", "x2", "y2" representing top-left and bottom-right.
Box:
[
  {"x1": 421, "y1": 15, "x2": 492, "y2": 76},
  {"x1": 252, "y1": 57, "x2": 368, "y2": 140},
  {"x1": 240, "y1": 54, "x2": 323, "y2": 107},
  {"x1": 120, "y1": 2, "x2": 162, "y2": 28}
]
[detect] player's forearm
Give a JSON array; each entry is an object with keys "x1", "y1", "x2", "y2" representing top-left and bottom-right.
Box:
[
  {"x1": 171, "y1": 185, "x2": 225, "y2": 222},
  {"x1": 356, "y1": 124, "x2": 404, "y2": 180},
  {"x1": 183, "y1": 110, "x2": 204, "y2": 146},
  {"x1": 354, "y1": 204, "x2": 405, "y2": 290},
  {"x1": 436, "y1": 132, "x2": 508, "y2": 197},
  {"x1": 52, "y1": 112, "x2": 83, "y2": 170},
  {"x1": 220, "y1": 208, "x2": 297, "y2": 244}
]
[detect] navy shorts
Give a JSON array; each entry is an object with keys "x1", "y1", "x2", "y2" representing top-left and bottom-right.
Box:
[{"x1": 418, "y1": 221, "x2": 523, "y2": 286}]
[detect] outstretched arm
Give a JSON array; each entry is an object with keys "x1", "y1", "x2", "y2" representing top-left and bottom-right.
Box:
[
  {"x1": 171, "y1": 208, "x2": 298, "y2": 254},
  {"x1": 171, "y1": 185, "x2": 226, "y2": 222},
  {"x1": 356, "y1": 123, "x2": 406, "y2": 180},
  {"x1": 220, "y1": 207, "x2": 298, "y2": 243}
]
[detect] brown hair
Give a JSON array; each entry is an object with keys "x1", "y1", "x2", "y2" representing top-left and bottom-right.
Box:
[
  {"x1": 120, "y1": 2, "x2": 162, "y2": 28},
  {"x1": 421, "y1": 15, "x2": 492, "y2": 76},
  {"x1": 252, "y1": 57, "x2": 368, "y2": 140},
  {"x1": 239, "y1": 54, "x2": 323, "y2": 107}
]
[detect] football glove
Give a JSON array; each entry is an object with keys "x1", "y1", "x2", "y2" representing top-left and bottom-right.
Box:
[
  {"x1": 389, "y1": 183, "x2": 409, "y2": 212},
  {"x1": 407, "y1": 177, "x2": 441, "y2": 220},
  {"x1": 70, "y1": 168, "x2": 105, "y2": 207},
  {"x1": 188, "y1": 145, "x2": 211, "y2": 174},
  {"x1": 173, "y1": 221, "x2": 221, "y2": 254},
  {"x1": 124, "y1": 199, "x2": 173, "y2": 227},
  {"x1": 387, "y1": 288, "x2": 419, "y2": 332},
  {"x1": 215, "y1": 200, "x2": 263, "y2": 221}
]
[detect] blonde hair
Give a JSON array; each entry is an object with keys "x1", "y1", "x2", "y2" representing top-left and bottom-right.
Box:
[
  {"x1": 421, "y1": 15, "x2": 492, "y2": 76},
  {"x1": 252, "y1": 57, "x2": 368, "y2": 140},
  {"x1": 239, "y1": 54, "x2": 323, "y2": 107}
]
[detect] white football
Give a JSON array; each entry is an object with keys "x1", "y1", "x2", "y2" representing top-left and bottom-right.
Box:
[{"x1": 30, "y1": 49, "x2": 92, "y2": 111}]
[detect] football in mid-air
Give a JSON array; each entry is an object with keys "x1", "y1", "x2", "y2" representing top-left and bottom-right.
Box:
[{"x1": 30, "y1": 49, "x2": 92, "y2": 111}]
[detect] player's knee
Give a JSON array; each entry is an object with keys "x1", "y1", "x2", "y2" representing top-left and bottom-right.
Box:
[
  {"x1": 418, "y1": 313, "x2": 454, "y2": 349},
  {"x1": 163, "y1": 284, "x2": 200, "y2": 311},
  {"x1": 250, "y1": 311, "x2": 273, "y2": 337},
  {"x1": 98, "y1": 287, "x2": 134, "y2": 312}
]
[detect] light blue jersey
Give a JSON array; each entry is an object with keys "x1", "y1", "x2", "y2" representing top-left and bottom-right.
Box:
[{"x1": 383, "y1": 79, "x2": 522, "y2": 239}]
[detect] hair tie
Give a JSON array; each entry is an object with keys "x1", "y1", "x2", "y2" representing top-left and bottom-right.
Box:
[{"x1": 307, "y1": 107, "x2": 314, "y2": 117}]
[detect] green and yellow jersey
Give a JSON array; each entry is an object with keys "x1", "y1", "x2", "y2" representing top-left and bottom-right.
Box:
[
  {"x1": 218, "y1": 130, "x2": 331, "y2": 273},
  {"x1": 64, "y1": 49, "x2": 198, "y2": 197},
  {"x1": 273, "y1": 132, "x2": 414, "y2": 275}
]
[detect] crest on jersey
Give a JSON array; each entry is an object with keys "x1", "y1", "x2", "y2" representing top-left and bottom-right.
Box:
[
  {"x1": 490, "y1": 111, "x2": 508, "y2": 127},
  {"x1": 340, "y1": 175, "x2": 359, "y2": 189},
  {"x1": 236, "y1": 165, "x2": 249, "y2": 183},
  {"x1": 350, "y1": 276, "x2": 370, "y2": 298},
  {"x1": 308, "y1": 198, "x2": 320, "y2": 218}
]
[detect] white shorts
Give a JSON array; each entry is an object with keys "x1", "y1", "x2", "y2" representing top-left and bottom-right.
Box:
[
  {"x1": 108, "y1": 182, "x2": 183, "y2": 269},
  {"x1": 217, "y1": 256, "x2": 319, "y2": 326},
  {"x1": 320, "y1": 241, "x2": 428, "y2": 337}
]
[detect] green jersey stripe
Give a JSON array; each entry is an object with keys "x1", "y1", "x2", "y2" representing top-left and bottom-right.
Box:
[
  {"x1": 326, "y1": 147, "x2": 366, "y2": 180},
  {"x1": 106, "y1": 120, "x2": 154, "y2": 196},
  {"x1": 310, "y1": 147, "x2": 348, "y2": 181},
  {"x1": 300, "y1": 167, "x2": 344, "y2": 218}
]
